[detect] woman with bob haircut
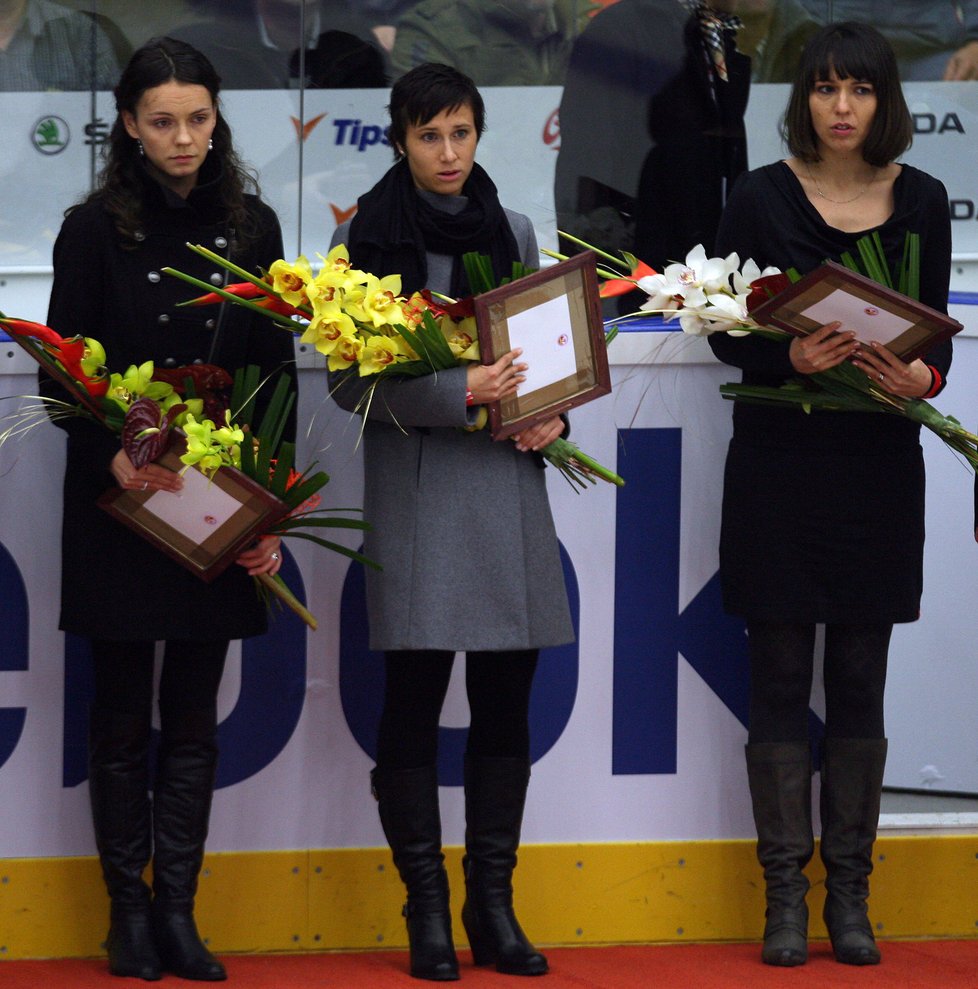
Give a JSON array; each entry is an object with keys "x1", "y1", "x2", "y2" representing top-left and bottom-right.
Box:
[
  {"x1": 45, "y1": 36, "x2": 295, "y2": 982},
  {"x1": 708, "y1": 21, "x2": 951, "y2": 970},
  {"x1": 330, "y1": 62, "x2": 573, "y2": 981}
]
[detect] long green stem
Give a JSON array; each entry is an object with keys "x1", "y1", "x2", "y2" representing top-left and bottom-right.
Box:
[
  {"x1": 256, "y1": 573, "x2": 318, "y2": 630},
  {"x1": 552, "y1": 231, "x2": 633, "y2": 271},
  {"x1": 542, "y1": 436, "x2": 624, "y2": 489},
  {"x1": 161, "y1": 267, "x2": 305, "y2": 329}
]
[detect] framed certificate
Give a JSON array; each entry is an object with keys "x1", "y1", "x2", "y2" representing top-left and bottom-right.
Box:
[
  {"x1": 98, "y1": 435, "x2": 288, "y2": 583},
  {"x1": 473, "y1": 251, "x2": 611, "y2": 441},
  {"x1": 750, "y1": 261, "x2": 961, "y2": 364}
]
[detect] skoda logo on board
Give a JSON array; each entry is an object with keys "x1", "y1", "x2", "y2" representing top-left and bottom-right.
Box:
[{"x1": 32, "y1": 115, "x2": 69, "y2": 155}]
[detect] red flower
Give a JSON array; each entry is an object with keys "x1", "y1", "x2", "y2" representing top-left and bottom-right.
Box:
[
  {"x1": 0, "y1": 316, "x2": 64, "y2": 347},
  {"x1": 599, "y1": 259, "x2": 658, "y2": 299},
  {"x1": 745, "y1": 272, "x2": 791, "y2": 314},
  {"x1": 185, "y1": 280, "x2": 305, "y2": 317}
]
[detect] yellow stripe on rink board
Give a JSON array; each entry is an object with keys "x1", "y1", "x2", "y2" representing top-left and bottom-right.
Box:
[{"x1": 1, "y1": 837, "x2": 975, "y2": 959}]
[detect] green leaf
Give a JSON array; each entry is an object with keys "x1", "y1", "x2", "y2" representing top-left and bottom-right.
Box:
[
  {"x1": 231, "y1": 365, "x2": 261, "y2": 431},
  {"x1": 281, "y1": 531, "x2": 382, "y2": 569},
  {"x1": 281, "y1": 469, "x2": 331, "y2": 508},
  {"x1": 276, "y1": 515, "x2": 371, "y2": 531},
  {"x1": 270, "y1": 440, "x2": 295, "y2": 498}
]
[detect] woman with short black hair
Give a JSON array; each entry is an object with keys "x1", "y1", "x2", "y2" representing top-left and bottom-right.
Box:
[
  {"x1": 331, "y1": 62, "x2": 573, "y2": 981},
  {"x1": 709, "y1": 21, "x2": 952, "y2": 970}
]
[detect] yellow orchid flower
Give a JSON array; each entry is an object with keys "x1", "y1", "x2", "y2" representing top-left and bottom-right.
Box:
[
  {"x1": 309, "y1": 257, "x2": 368, "y2": 303},
  {"x1": 269, "y1": 255, "x2": 314, "y2": 306},
  {"x1": 180, "y1": 412, "x2": 243, "y2": 476},
  {"x1": 300, "y1": 307, "x2": 356, "y2": 357},
  {"x1": 360, "y1": 334, "x2": 407, "y2": 376},
  {"x1": 80, "y1": 337, "x2": 106, "y2": 377},
  {"x1": 327, "y1": 333, "x2": 364, "y2": 371},
  {"x1": 107, "y1": 360, "x2": 155, "y2": 409},
  {"x1": 440, "y1": 315, "x2": 481, "y2": 361},
  {"x1": 162, "y1": 393, "x2": 203, "y2": 428},
  {"x1": 402, "y1": 292, "x2": 430, "y2": 330},
  {"x1": 316, "y1": 244, "x2": 369, "y2": 284},
  {"x1": 348, "y1": 274, "x2": 406, "y2": 329}
]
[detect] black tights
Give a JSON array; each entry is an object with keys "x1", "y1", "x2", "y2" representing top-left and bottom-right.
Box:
[
  {"x1": 747, "y1": 621, "x2": 892, "y2": 744},
  {"x1": 91, "y1": 639, "x2": 229, "y2": 722},
  {"x1": 376, "y1": 649, "x2": 539, "y2": 769}
]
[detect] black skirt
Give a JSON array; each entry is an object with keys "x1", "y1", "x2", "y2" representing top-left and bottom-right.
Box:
[{"x1": 718, "y1": 439, "x2": 925, "y2": 624}]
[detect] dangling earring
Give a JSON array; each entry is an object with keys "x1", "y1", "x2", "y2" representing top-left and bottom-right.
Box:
[
  {"x1": 208, "y1": 138, "x2": 214, "y2": 150},
  {"x1": 136, "y1": 139, "x2": 145, "y2": 157}
]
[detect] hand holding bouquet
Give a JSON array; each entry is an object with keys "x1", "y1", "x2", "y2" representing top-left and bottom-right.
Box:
[
  {"x1": 554, "y1": 233, "x2": 977, "y2": 474},
  {"x1": 0, "y1": 314, "x2": 374, "y2": 629},
  {"x1": 164, "y1": 245, "x2": 624, "y2": 490}
]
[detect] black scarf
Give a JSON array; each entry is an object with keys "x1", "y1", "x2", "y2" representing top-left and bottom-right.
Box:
[{"x1": 345, "y1": 159, "x2": 521, "y2": 298}]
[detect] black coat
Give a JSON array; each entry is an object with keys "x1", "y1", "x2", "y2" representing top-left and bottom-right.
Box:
[
  {"x1": 708, "y1": 163, "x2": 953, "y2": 624},
  {"x1": 45, "y1": 164, "x2": 297, "y2": 641}
]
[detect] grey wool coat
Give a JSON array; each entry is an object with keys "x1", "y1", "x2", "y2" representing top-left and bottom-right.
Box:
[{"x1": 331, "y1": 201, "x2": 574, "y2": 652}]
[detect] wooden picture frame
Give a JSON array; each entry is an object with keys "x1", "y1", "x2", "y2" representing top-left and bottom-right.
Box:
[
  {"x1": 473, "y1": 251, "x2": 611, "y2": 441},
  {"x1": 750, "y1": 261, "x2": 961, "y2": 364},
  {"x1": 98, "y1": 435, "x2": 288, "y2": 583}
]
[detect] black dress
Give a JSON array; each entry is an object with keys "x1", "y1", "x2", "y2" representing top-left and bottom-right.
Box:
[
  {"x1": 708, "y1": 162, "x2": 952, "y2": 624},
  {"x1": 45, "y1": 163, "x2": 296, "y2": 641}
]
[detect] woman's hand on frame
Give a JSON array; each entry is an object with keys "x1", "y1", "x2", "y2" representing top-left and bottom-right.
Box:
[
  {"x1": 467, "y1": 348, "x2": 526, "y2": 404},
  {"x1": 851, "y1": 342, "x2": 934, "y2": 397},
  {"x1": 512, "y1": 415, "x2": 565, "y2": 453},
  {"x1": 110, "y1": 448, "x2": 183, "y2": 494},
  {"x1": 789, "y1": 321, "x2": 857, "y2": 375}
]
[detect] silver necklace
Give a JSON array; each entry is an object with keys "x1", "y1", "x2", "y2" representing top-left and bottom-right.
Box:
[{"x1": 805, "y1": 164, "x2": 878, "y2": 204}]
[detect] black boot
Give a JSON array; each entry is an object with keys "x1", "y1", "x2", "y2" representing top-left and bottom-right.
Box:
[
  {"x1": 151, "y1": 705, "x2": 226, "y2": 982},
  {"x1": 88, "y1": 705, "x2": 161, "y2": 982},
  {"x1": 372, "y1": 766, "x2": 459, "y2": 981},
  {"x1": 461, "y1": 756, "x2": 547, "y2": 976},
  {"x1": 745, "y1": 742, "x2": 813, "y2": 967},
  {"x1": 820, "y1": 737, "x2": 888, "y2": 966}
]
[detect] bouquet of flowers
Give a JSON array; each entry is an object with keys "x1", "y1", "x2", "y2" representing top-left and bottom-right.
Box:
[
  {"x1": 552, "y1": 233, "x2": 978, "y2": 474},
  {"x1": 0, "y1": 314, "x2": 375, "y2": 629},
  {"x1": 163, "y1": 245, "x2": 624, "y2": 491}
]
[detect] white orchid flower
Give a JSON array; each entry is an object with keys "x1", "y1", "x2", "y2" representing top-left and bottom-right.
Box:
[
  {"x1": 636, "y1": 272, "x2": 679, "y2": 316},
  {"x1": 733, "y1": 257, "x2": 782, "y2": 294}
]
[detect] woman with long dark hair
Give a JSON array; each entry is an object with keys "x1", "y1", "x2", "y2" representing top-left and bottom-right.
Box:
[
  {"x1": 330, "y1": 62, "x2": 573, "y2": 981},
  {"x1": 709, "y1": 22, "x2": 952, "y2": 969},
  {"x1": 45, "y1": 37, "x2": 295, "y2": 982}
]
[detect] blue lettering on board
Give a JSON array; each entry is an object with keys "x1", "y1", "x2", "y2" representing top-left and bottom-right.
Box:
[{"x1": 0, "y1": 543, "x2": 28, "y2": 772}]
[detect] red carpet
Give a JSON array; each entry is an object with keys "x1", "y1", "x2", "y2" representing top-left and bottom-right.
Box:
[{"x1": 2, "y1": 942, "x2": 977, "y2": 988}]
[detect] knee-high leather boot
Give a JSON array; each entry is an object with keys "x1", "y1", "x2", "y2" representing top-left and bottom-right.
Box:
[
  {"x1": 460, "y1": 756, "x2": 547, "y2": 976},
  {"x1": 88, "y1": 705, "x2": 161, "y2": 981},
  {"x1": 151, "y1": 705, "x2": 226, "y2": 981},
  {"x1": 371, "y1": 765, "x2": 459, "y2": 981},
  {"x1": 745, "y1": 742, "x2": 813, "y2": 967},
  {"x1": 819, "y1": 737, "x2": 888, "y2": 966}
]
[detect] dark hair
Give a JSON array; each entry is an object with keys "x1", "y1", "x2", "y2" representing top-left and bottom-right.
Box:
[
  {"x1": 781, "y1": 22, "x2": 912, "y2": 167},
  {"x1": 386, "y1": 62, "x2": 486, "y2": 160},
  {"x1": 76, "y1": 36, "x2": 261, "y2": 246}
]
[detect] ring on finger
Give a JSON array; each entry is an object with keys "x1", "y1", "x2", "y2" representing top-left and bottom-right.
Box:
[
  {"x1": 878, "y1": 371, "x2": 885, "y2": 382},
  {"x1": 141, "y1": 481, "x2": 148, "y2": 490},
  {"x1": 271, "y1": 552, "x2": 280, "y2": 561}
]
